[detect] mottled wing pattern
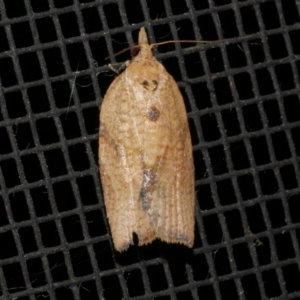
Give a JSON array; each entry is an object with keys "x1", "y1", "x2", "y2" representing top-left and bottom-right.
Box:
[
  {"x1": 144, "y1": 73, "x2": 195, "y2": 247},
  {"x1": 99, "y1": 71, "x2": 156, "y2": 252},
  {"x1": 99, "y1": 28, "x2": 194, "y2": 251}
]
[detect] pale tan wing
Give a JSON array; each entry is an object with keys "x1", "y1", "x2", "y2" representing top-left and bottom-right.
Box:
[
  {"x1": 99, "y1": 71, "x2": 156, "y2": 252},
  {"x1": 140, "y1": 69, "x2": 195, "y2": 247},
  {"x1": 100, "y1": 28, "x2": 194, "y2": 250}
]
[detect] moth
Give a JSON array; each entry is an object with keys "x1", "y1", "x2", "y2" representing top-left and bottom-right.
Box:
[{"x1": 99, "y1": 27, "x2": 195, "y2": 252}]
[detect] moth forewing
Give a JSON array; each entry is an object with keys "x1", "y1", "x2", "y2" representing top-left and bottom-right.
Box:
[{"x1": 99, "y1": 27, "x2": 195, "y2": 252}]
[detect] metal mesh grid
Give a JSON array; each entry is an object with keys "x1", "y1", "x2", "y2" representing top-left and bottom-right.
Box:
[{"x1": 1, "y1": 0, "x2": 300, "y2": 299}]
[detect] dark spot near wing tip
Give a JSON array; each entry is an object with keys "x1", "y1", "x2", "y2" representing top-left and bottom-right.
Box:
[
  {"x1": 140, "y1": 187, "x2": 150, "y2": 211},
  {"x1": 152, "y1": 80, "x2": 158, "y2": 85},
  {"x1": 146, "y1": 106, "x2": 160, "y2": 121},
  {"x1": 140, "y1": 169, "x2": 157, "y2": 211},
  {"x1": 139, "y1": 187, "x2": 146, "y2": 200},
  {"x1": 144, "y1": 169, "x2": 157, "y2": 186},
  {"x1": 142, "y1": 80, "x2": 149, "y2": 86}
]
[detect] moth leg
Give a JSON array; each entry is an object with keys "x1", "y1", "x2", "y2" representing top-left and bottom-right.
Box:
[{"x1": 108, "y1": 61, "x2": 130, "y2": 74}]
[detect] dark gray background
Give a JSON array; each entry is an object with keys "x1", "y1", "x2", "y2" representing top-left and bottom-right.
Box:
[{"x1": 0, "y1": 0, "x2": 300, "y2": 299}]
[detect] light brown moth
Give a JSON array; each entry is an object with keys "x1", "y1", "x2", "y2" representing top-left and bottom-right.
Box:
[{"x1": 99, "y1": 27, "x2": 195, "y2": 252}]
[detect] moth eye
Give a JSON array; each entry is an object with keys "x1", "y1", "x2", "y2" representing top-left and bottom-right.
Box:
[
  {"x1": 132, "y1": 46, "x2": 141, "y2": 57},
  {"x1": 151, "y1": 48, "x2": 155, "y2": 56}
]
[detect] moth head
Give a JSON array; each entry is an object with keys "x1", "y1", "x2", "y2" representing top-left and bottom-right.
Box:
[{"x1": 132, "y1": 45, "x2": 155, "y2": 58}]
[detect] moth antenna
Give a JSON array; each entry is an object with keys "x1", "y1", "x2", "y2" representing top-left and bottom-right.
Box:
[
  {"x1": 150, "y1": 39, "x2": 217, "y2": 47},
  {"x1": 105, "y1": 40, "x2": 213, "y2": 60},
  {"x1": 150, "y1": 35, "x2": 252, "y2": 47},
  {"x1": 105, "y1": 40, "x2": 215, "y2": 60},
  {"x1": 105, "y1": 34, "x2": 252, "y2": 60},
  {"x1": 105, "y1": 45, "x2": 139, "y2": 60}
]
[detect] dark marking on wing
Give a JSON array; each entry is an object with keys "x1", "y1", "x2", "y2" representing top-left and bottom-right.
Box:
[
  {"x1": 141, "y1": 79, "x2": 158, "y2": 91},
  {"x1": 140, "y1": 169, "x2": 157, "y2": 211},
  {"x1": 146, "y1": 106, "x2": 160, "y2": 121}
]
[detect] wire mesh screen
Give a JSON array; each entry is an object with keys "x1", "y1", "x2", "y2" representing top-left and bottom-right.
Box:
[{"x1": 0, "y1": 0, "x2": 300, "y2": 299}]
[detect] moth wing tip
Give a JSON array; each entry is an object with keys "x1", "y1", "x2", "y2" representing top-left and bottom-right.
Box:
[
  {"x1": 157, "y1": 231, "x2": 194, "y2": 248},
  {"x1": 115, "y1": 241, "x2": 132, "y2": 253},
  {"x1": 113, "y1": 230, "x2": 156, "y2": 252},
  {"x1": 137, "y1": 232, "x2": 156, "y2": 247}
]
